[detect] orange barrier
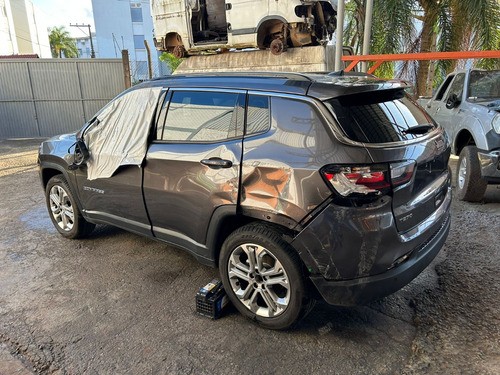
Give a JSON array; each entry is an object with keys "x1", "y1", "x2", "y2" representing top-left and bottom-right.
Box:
[{"x1": 342, "y1": 50, "x2": 500, "y2": 74}]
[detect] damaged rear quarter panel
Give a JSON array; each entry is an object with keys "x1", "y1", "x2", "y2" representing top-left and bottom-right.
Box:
[{"x1": 239, "y1": 95, "x2": 370, "y2": 227}]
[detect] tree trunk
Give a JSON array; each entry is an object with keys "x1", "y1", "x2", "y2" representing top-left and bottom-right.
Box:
[
  {"x1": 416, "y1": 10, "x2": 437, "y2": 96},
  {"x1": 426, "y1": 32, "x2": 438, "y2": 96}
]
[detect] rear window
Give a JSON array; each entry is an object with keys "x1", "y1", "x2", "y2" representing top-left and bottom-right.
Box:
[{"x1": 325, "y1": 90, "x2": 436, "y2": 143}]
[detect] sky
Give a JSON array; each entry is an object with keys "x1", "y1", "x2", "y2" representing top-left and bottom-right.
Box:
[{"x1": 32, "y1": 0, "x2": 95, "y2": 38}]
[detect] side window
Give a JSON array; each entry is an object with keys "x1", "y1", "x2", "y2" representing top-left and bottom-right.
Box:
[
  {"x1": 158, "y1": 91, "x2": 244, "y2": 142},
  {"x1": 446, "y1": 73, "x2": 465, "y2": 101},
  {"x1": 435, "y1": 75, "x2": 454, "y2": 101},
  {"x1": 246, "y1": 95, "x2": 270, "y2": 135}
]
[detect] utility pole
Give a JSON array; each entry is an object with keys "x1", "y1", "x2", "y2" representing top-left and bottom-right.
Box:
[
  {"x1": 361, "y1": 0, "x2": 374, "y2": 72},
  {"x1": 70, "y1": 23, "x2": 96, "y2": 58},
  {"x1": 334, "y1": 0, "x2": 345, "y2": 71}
]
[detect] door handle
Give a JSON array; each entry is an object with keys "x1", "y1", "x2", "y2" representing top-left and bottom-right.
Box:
[{"x1": 201, "y1": 158, "x2": 233, "y2": 169}]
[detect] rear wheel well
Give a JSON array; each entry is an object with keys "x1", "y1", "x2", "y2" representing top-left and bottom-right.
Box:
[
  {"x1": 164, "y1": 32, "x2": 183, "y2": 49},
  {"x1": 454, "y1": 130, "x2": 475, "y2": 155},
  {"x1": 41, "y1": 168, "x2": 62, "y2": 189},
  {"x1": 211, "y1": 215, "x2": 296, "y2": 266},
  {"x1": 257, "y1": 18, "x2": 286, "y2": 49}
]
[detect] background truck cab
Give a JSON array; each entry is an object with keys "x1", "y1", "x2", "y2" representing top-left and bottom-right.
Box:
[
  {"x1": 423, "y1": 69, "x2": 500, "y2": 202},
  {"x1": 151, "y1": 0, "x2": 337, "y2": 57}
]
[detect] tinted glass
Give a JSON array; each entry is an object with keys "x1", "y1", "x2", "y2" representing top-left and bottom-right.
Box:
[
  {"x1": 160, "y1": 91, "x2": 243, "y2": 142},
  {"x1": 246, "y1": 95, "x2": 270, "y2": 135},
  {"x1": 468, "y1": 70, "x2": 500, "y2": 100},
  {"x1": 446, "y1": 73, "x2": 465, "y2": 100},
  {"x1": 326, "y1": 90, "x2": 436, "y2": 143},
  {"x1": 435, "y1": 75, "x2": 454, "y2": 100}
]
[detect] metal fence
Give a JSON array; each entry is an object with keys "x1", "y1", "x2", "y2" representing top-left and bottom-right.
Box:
[{"x1": 0, "y1": 59, "x2": 126, "y2": 139}]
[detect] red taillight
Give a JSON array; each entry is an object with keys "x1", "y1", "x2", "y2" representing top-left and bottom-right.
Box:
[
  {"x1": 322, "y1": 165, "x2": 390, "y2": 196},
  {"x1": 390, "y1": 160, "x2": 416, "y2": 187},
  {"x1": 323, "y1": 161, "x2": 415, "y2": 197}
]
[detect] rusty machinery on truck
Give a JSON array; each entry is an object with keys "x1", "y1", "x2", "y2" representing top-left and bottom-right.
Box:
[{"x1": 151, "y1": 0, "x2": 337, "y2": 57}]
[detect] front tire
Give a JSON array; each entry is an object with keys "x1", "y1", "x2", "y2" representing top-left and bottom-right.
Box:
[
  {"x1": 456, "y1": 146, "x2": 487, "y2": 202},
  {"x1": 45, "y1": 175, "x2": 95, "y2": 239},
  {"x1": 219, "y1": 223, "x2": 313, "y2": 330}
]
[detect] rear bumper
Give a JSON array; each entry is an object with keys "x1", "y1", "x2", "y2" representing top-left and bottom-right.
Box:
[
  {"x1": 478, "y1": 149, "x2": 500, "y2": 182},
  {"x1": 310, "y1": 213, "x2": 450, "y2": 306}
]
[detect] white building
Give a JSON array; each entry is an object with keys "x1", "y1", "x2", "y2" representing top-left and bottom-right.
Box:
[
  {"x1": 91, "y1": 0, "x2": 167, "y2": 80},
  {"x1": 75, "y1": 33, "x2": 98, "y2": 58},
  {"x1": 0, "y1": 0, "x2": 51, "y2": 57}
]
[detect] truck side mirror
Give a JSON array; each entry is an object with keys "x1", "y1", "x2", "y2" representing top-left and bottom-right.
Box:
[{"x1": 445, "y1": 93, "x2": 461, "y2": 109}]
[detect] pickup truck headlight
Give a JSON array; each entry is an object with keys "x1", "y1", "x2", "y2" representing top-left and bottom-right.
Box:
[{"x1": 493, "y1": 114, "x2": 500, "y2": 134}]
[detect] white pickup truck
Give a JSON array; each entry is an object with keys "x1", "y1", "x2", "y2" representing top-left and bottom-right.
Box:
[{"x1": 423, "y1": 69, "x2": 500, "y2": 202}]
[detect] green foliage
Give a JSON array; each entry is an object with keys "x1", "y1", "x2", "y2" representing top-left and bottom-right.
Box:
[
  {"x1": 49, "y1": 26, "x2": 78, "y2": 58},
  {"x1": 343, "y1": 0, "x2": 500, "y2": 92},
  {"x1": 159, "y1": 52, "x2": 183, "y2": 73}
]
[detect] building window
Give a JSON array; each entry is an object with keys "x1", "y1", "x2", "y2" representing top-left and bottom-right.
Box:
[
  {"x1": 133, "y1": 35, "x2": 145, "y2": 49},
  {"x1": 130, "y1": 4, "x2": 143, "y2": 22}
]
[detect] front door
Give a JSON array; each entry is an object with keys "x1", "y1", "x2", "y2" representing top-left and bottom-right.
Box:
[
  {"x1": 433, "y1": 73, "x2": 466, "y2": 141},
  {"x1": 143, "y1": 89, "x2": 245, "y2": 254},
  {"x1": 75, "y1": 88, "x2": 163, "y2": 236}
]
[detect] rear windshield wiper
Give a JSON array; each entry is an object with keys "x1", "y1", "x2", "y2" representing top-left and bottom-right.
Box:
[{"x1": 403, "y1": 124, "x2": 434, "y2": 135}]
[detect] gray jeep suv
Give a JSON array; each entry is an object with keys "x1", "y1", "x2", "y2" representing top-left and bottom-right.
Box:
[{"x1": 38, "y1": 72, "x2": 451, "y2": 329}]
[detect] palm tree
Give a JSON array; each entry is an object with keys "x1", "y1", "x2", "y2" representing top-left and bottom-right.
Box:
[
  {"x1": 344, "y1": 0, "x2": 500, "y2": 96},
  {"x1": 49, "y1": 26, "x2": 78, "y2": 58}
]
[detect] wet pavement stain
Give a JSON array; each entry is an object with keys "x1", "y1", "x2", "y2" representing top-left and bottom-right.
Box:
[{"x1": 19, "y1": 205, "x2": 54, "y2": 232}]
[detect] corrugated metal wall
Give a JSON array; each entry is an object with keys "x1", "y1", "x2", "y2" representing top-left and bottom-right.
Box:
[{"x1": 0, "y1": 59, "x2": 125, "y2": 138}]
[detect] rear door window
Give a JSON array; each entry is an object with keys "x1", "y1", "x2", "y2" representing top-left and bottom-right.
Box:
[
  {"x1": 326, "y1": 90, "x2": 436, "y2": 143},
  {"x1": 246, "y1": 95, "x2": 270, "y2": 135}
]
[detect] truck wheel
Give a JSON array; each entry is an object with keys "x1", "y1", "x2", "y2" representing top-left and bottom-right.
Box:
[
  {"x1": 172, "y1": 45, "x2": 186, "y2": 59},
  {"x1": 219, "y1": 223, "x2": 314, "y2": 330},
  {"x1": 45, "y1": 175, "x2": 95, "y2": 239},
  {"x1": 456, "y1": 146, "x2": 487, "y2": 202},
  {"x1": 270, "y1": 39, "x2": 285, "y2": 55}
]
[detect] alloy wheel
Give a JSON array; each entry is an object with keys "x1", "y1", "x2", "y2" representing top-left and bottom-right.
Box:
[
  {"x1": 49, "y1": 185, "x2": 75, "y2": 231},
  {"x1": 227, "y1": 243, "x2": 290, "y2": 318}
]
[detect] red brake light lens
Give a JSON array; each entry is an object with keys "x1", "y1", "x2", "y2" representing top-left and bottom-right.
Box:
[
  {"x1": 322, "y1": 161, "x2": 416, "y2": 197},
  {"x1": 390, "y1": 160, "x2": 416, "y2": 187},
  {"x1": 322, "y1": 165, "x2": 390, "y2": 196}
]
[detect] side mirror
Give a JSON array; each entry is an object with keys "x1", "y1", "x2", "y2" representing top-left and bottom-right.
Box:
[
  {"x1": 68, "y1": 139, "x2": 90, "y2": 170},
  {"x1": 445, "y1": 93, "x2": 461, "y2": 109}
]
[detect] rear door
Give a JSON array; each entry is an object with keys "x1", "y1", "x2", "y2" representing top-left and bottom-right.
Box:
[
  {"x1": 143, "y1": 88, "x2": 245, "y2": 250},
  {"x1": 226, "y1": 0, "x2": 268, "y2": 44}
]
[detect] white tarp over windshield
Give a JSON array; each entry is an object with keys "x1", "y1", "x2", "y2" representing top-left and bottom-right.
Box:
[{"x1": 84, "y1": 87, "x2": 162, "y2": 180}]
